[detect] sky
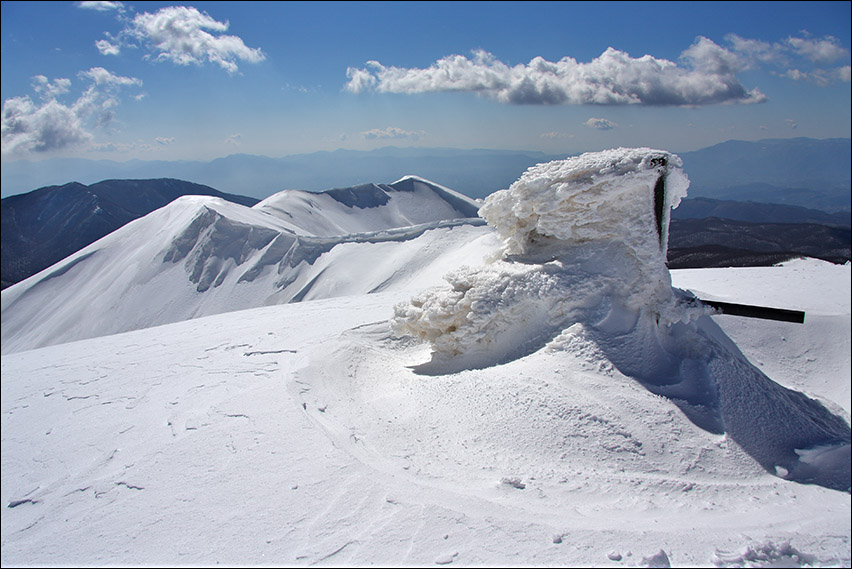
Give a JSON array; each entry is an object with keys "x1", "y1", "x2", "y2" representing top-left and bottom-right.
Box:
[{"x1": 1, "y1": 1, "x2": 850, "y2": 164}]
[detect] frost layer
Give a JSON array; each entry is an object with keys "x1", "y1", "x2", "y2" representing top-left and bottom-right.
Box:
[{"x1": 392, "y1": 148, "x2": 693, "y2": 363}]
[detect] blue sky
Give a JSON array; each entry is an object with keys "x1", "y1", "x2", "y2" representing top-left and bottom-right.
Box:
[{"x1": 1, "y1": 1, "x2": 850, "y2": 163}]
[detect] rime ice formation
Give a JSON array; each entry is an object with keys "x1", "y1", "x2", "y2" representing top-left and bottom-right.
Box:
[
  {"x1": 392, "y1": 148, "x2": 696, "y2": 365},
  {"x1": 392, "y1": 148, "x2": 850, "y2": 491}
]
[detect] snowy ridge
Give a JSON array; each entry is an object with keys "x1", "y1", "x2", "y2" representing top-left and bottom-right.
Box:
[{"x1": 1, "y1": 179, "x2": 492, "y2": 355}]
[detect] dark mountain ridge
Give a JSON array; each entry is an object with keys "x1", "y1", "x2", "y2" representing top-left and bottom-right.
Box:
[{"x1": 667, "y1": 217, "x2": 851, "y2": 268}]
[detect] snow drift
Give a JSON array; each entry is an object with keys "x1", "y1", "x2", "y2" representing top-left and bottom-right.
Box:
[{"x1": 392, "y1": 148, "x2": 850, "y2": 491}]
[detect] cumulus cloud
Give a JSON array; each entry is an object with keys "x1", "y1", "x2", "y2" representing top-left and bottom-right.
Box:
[
  {"x1": 346, "y1": 32, "x2": 851, "y2": 105},
  {"x1": 224, "y1": 133, "x2": 242, "y2": 146},
  {"x1": 1, "y1": 68, "x2": 142, "y2": 156},
  {"x1": 31, "y1": 76, "x2": 72, "y2": 100},
  {"x1": 100, "y1": 6, "x2": 266, "y2": 74},
  {"x1": 154, "y1": 136, "x2": 175, "y2": 146},
  {"x1": 584, "y1": 118, "x2": 617, "y2": 130},
  {"x1": 781, "y1": 65, "x2": 851, "y2": 86},
  {"x1": 96, "y1": 38, "x2": 121, "y2": 56},
  {"x1": 361, "y1": 126, "x2": 424, "y2": 140},
  {"x1": 345, "y1": 38, "x2": 766, "y2": 106},
  {"x1": 1, "y1": 97, "x2": 92, "y2": 154}
]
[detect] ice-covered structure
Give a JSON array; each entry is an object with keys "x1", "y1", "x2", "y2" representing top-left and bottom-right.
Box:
[
  {"x1": 392, "y1": 148, "x2": 696, "y2": 366},
  {"x1": 392, "y1": 148, "x2": 850, "y2": 491}
]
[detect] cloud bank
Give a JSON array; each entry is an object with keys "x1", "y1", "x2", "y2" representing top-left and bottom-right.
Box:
[
  {"x1": 346, "y1": 38, "x2": 765, "y2": 106},
  {"x1": 346, "y1": 33, "x2": 850, "y2": 106}
]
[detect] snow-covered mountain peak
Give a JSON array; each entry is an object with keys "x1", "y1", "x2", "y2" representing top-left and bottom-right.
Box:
[{"x1": 253, "y1": 176, "x2": 482, "y2": 237}]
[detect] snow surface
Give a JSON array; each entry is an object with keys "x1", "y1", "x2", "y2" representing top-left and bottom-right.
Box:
[
  {"x1": 2, "y1": 159, "x2": 850, "y2": 567},
  {"x1": 2, "y1": 261, "x2": 849, "y2": 567}
]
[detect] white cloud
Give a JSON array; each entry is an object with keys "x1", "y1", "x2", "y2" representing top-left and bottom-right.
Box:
[
  {"x1": 78, "y1": 1, "x2": 124, "y2": 12},
  {"x1": 583, "y1": 118, "x2": 617, "y2": 131},
  {"x1": 361, "y1": 126, "x2": 424, "y2": 140},
  {"x1": 780, "y1": 66, "x2": 850, "y2": 87},
  {"x1": 31, "y1": 76, "x2": 72, "y2": 100},
  {"x1": 224, "y1": 133, "x2": 242, "y2": 146},
  {"x1": 155, "y1": 136, "x2": 175, "y2": 146},
  {"x1": 725, "y1": 33, "x2": 851, "y2": 86},
  {"x1": 785, "y1": 118, "x2": 799, "y2": 130},
  {"x1": 1, "y1": 68, "x2": 142, "y2": 156},
  {"x1": 120, "y1": 6, "x2": 265, "y2": 74},
  {"x1": 79, "y1": 67, "x2": 142, "y2": 87},
  {"x1": 1, "y1": 96, "x2": 92, "y2": 154},
  {"x1": 96, "y1": 38, "x2": 121, "y2": 56},
  {"x1": 786, "y1": 36, "x2": 850, "y2": 64},
  {"x1": 345, "y1": 39, "x2": 766, "y2": 106},
  {"x1": 347, "y1": 33, "x2": 852, "y2": 104},
  {"x1": 724, "y1": 34, "x2": 786, "y2": 67}
]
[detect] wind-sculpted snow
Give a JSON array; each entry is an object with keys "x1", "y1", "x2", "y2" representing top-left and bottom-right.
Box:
[
  {"x1": 162, "y1": 205, "x2": 283, "y2": 292},
  {"x1": 392, "y1": 148, "x2": 850, "y2": 491}
]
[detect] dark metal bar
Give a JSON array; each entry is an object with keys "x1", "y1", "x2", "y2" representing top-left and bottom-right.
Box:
[{"x1": 699, "y1": 299, "x2": 805, "y2": 323}]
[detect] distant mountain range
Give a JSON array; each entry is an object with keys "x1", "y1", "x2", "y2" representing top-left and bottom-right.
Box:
[
  {"x1": 1, "y1": 147, "x2": 557, "y2": 202},
  {"x1": 3, "y1": 138, "x2": 850, "y2": 209},
  {"x1": 670, "y1": 197, "x2": 850, "y2": 226},
  {"x1": 2, "y1": 138, "x2": 850, "y2": 289},
  {"x1": 678, "y1": 138, "x2": 851, "y2": 211}
]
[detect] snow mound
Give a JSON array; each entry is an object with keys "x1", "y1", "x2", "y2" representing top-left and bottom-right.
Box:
[{"x1": 391, "y1": 148, "x2": 850, "y2": 491}]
